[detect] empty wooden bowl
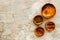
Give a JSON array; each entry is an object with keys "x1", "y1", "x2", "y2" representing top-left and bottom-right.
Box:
[
  {"x1": 34, "y1": 27, "x2": 45, "y2": 37},
  {"x1": 45, "y1": 21, "x2": 55, "y2": 32},
  {"x1": 33, "y1": 15, "x2": 43, "y2": 25},
  {"x1": 41, "y1": 3, "x2": 56, "y2": 19}
]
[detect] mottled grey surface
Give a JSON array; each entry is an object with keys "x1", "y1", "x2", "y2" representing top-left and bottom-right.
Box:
[{"x1": 0, "y1": 0, "x2": 60, "y2": 40}]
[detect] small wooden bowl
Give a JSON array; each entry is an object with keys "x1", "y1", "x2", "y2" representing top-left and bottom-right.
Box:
[
  {"x1": 34, "y1": 27, "x2": 45, "y2": 37},
  {"x1": 33, "y1": 15, "x2": 43, "y2": 25},
  {"x1": 45, "y1": 21, "x2": 55, "y2": 32},
  {"x1": 41, "y1": 3, "x2": 56, "y2": 19}
]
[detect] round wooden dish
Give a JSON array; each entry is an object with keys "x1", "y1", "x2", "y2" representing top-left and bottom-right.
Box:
[
  {"x1": 41, "y1": 3, "x2": 56, "y2": 19},
  {"x1": 34, "y1": 27, "x2": 45, "y2": 37},
  {"x1": 33, "y1": 15, "x2": 43, "y2": 25},
  {"x1": 45, "y1": 21, "x2": 55, "y2": 32}
]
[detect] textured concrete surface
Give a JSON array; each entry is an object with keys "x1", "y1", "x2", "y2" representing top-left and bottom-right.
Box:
[{"x1": 0, "y1": 0, "x2": 60, "y2": 40}]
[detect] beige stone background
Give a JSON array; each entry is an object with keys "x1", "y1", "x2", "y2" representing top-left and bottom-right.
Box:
[{"x1": 0, "y1": 0, "x2": 60, "y2": 40}]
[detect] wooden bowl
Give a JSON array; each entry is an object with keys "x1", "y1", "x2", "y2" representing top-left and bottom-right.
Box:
[
  {"x1": 33, "y1": 15, "x2": 43, "y2": 25},
  {"x1": 34, "y1": 27, "x2": 45, "y2": 37},
  {"x1": 45, "y1": 21, "x2": 55, "y2": 32},
  {"x1": 41, "y1": 3, "x2": 56, "y2": 19}
]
